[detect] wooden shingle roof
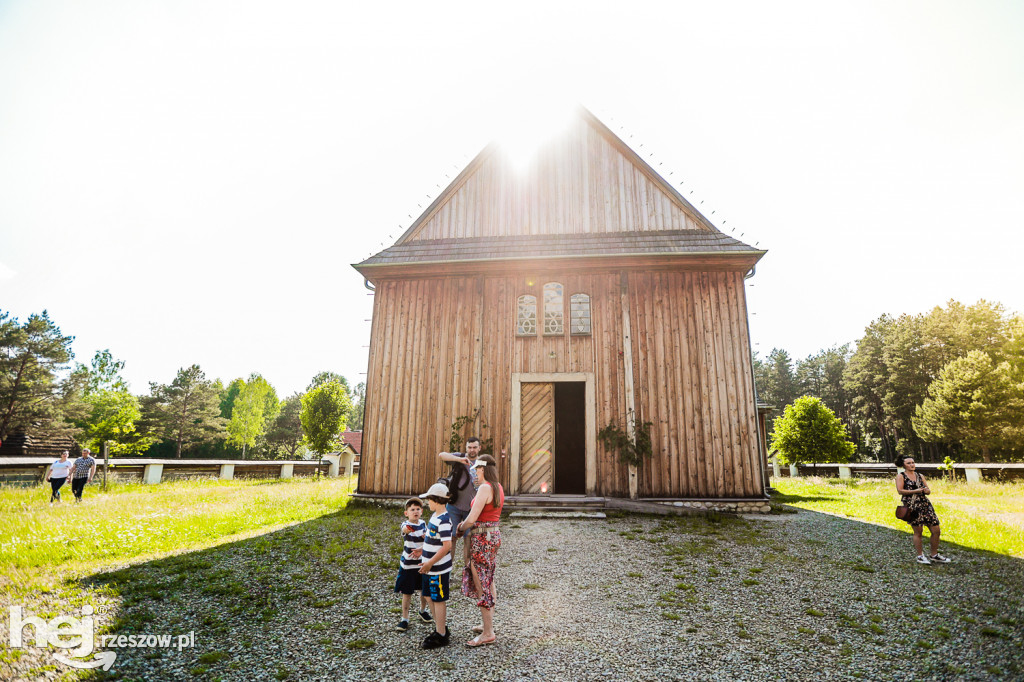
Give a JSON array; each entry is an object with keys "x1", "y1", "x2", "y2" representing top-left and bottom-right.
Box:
[{"x1": 358, "y1": 230, "x2": 761, "y2": 268}]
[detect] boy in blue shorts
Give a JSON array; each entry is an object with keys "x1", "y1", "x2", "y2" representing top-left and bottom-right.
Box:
[
  {"x1": 394, "y1": 498, "x2": 432, "y2": 631},
  {"x1": 418, "y1": 482, "x2": 453, "y2": 649}
]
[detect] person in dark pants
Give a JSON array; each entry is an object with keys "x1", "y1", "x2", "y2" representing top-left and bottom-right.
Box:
[
  {"x1": 70, "y1": 449, "x2": 97, "y2": 502},
  {"x1": 46, "y1": 450, "x2": 74, "y2": 504}
]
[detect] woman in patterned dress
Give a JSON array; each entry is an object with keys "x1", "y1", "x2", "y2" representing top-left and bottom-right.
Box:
[
  {"x1": 456, "y1": 454, "x2": 503, "y2": 647},
  {"x1": 895, "y1": 455, "x2": 950, "y2": 565}
]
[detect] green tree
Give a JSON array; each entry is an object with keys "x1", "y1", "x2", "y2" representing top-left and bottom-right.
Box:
[
  {"x1": 71, "y1": 349, "x2": 129, "y2": 396},
  {"x1": 753, "y1": 348, "x2": 799, "y2": 435},
  {"x1": 141, "y1": 365, "x2": 226, "y2": 458},
  {"x1": 219, "y1": 378, "x2": 245, "y2": 419},
  {"x1": 913, "y1": 351, "x2": 1024, "y2": 462},
  {"x1": 307, "y1": 371, "x2": 350, "y2": 395},
  {"x1": 79, "y1": 389, "x2": 155, "y2": 456},
  {"x1": 300, "y1": 380, "x2": 351, "y2": 456},
  {"x1": 267, "y1": 392, "x2": 305, "y2": 459},
  {"x1": 347, "y1": 381, "x2": 365, "y2": 432},
  {"x1": 226, "y1": 374, "x2": 278, "y2": 459},
  {"x1": 0, "y1": 310, "x2": 78, "y2": 442},
  {"x1": 769, "y1": 396, "x2": 855, "y2": 472}
]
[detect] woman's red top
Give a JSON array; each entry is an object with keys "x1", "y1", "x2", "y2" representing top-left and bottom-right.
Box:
[{"x1": 477, "y1": 483, "x2": 504, "y2": 523}]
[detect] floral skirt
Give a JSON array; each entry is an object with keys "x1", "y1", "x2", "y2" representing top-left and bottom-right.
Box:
[
  {"x1": 903, "y1": 495, "x2": 941, "y2": 527},
  {"x1": 461, "y1": 523, "x2": 501, "y2": 610}
]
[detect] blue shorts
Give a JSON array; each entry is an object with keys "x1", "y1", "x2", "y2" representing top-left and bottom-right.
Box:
[
  {"x1": 446, "y1": 504, "x2": 468, "y2": 538},
  {"x1": 394, "y1": 567, "x2": 422, "y2": 595},
  {"x1": 422, "y1": 572, "x2": 450, "y2": 602}
]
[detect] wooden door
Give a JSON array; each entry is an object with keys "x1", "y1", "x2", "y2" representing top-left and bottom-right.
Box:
[{"x1": 519, "y1": 382, "x2": 555, "y2": 494}]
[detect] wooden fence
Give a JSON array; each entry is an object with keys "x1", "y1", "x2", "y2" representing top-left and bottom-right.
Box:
[
  {"x1": 0, "y1": 457, "x2": 335, "y2": 486},
  {"x1": 770, "y1": 461, "x2": 1024, "y2": 483}
]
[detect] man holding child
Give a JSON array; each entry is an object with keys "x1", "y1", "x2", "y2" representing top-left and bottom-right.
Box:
[{"x1": 437, "y1": 437, "x2": 479, "y2": 554}]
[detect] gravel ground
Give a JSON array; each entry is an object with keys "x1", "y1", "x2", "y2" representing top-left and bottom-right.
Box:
[{"x1": 6, "y1": 503, "x2": 1024, "y2": 681}]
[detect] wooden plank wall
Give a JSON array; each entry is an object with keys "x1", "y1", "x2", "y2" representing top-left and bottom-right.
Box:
[
  {"x1": 359, "y1": 270, "x2": 762, "y2": 499},
  {"x1": 627, "y1": 270, "x2": 763, "y2": 498},
  {"x1": 404, "y1": 118, "x2": 707, "y2": 242}
]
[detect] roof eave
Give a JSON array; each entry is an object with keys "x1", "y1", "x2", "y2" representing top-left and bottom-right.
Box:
[{"x1": 352, "y1": 249, "x2": 767, "y2": 280}]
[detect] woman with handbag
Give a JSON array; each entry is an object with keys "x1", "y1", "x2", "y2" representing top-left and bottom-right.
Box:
[
  {"x1": 456, "y1": 454, "x2": 503, "y2": 647},
  {"x1": 895, "y1": 455, "x2": 950, "y2": 565}
]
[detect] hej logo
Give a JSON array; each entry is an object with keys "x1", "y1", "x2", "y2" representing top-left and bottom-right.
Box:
[{"x1": 8, "y1": 605, "x2": 114, "y2": 670}]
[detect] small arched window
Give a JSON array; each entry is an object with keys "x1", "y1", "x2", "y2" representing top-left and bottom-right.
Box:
[
  {"x1": 570, "y1": 293, "x2": 592, "y2": 335},
  {"x1": 516, "y1": 295, "x2": 537, "y2": 336},
  {"x1": 543, "y1": 282, "x2": 564, "y2": 335}
]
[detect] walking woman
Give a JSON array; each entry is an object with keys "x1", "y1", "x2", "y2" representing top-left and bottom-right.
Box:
[
  {"x1": 46, "y1": 450, "x2": 74, "y2": 503},
  {"x1": 70, "y1": 448, "x2": 97, "y2": 503},
  {"x1": 895, "y1": 455, "x2": 950, "y2": 564},
  {"x1": 456, "y1": 454, "x2": 503, "y2": 647}
]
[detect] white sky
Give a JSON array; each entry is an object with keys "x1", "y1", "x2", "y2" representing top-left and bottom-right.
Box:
[{"x1": 1, "y1": 1, "x2": 1022, "y2": 396}]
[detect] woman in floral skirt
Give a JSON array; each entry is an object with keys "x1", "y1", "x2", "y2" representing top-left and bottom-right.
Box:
[{"x1": 456, "y1": 454, "x2": 503, "y2": 647}]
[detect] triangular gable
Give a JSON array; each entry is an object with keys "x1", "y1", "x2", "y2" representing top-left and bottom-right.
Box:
[{"x1": 395, "y1": 107, "x2": 719, "y2": 245}]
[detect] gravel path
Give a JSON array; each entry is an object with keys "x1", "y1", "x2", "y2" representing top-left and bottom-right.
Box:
[{"x1": 9, "y1": 504, "x2": 1024, "y2": 681}]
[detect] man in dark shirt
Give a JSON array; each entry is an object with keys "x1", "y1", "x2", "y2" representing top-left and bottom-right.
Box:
[{"x1": 437, "y1": 436, "x2": 480, "y2": 557}]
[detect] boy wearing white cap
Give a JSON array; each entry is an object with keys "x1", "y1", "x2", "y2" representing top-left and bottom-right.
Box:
[{"x1": 418, "y1": 482, "x2": 453, "y2": 649}]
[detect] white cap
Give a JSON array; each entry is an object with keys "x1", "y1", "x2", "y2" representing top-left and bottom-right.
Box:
[
  {"x1": 471, "y1": 459, "x2": 489, "y2": 469},
  {"x1": 420, "y1": 482, "x2": 449, "y2": 499}
]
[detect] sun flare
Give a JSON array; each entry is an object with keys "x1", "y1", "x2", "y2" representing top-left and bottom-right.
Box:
[{"x1": 493, "y1": 96, "x2": 578, "y2": 172}]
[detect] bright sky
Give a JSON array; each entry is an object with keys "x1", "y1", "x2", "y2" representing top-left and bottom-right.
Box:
[{"x1": 1, "y1": 1, "x2": 1022, "y2": 397}]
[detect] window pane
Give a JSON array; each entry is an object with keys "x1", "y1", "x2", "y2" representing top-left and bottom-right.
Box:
[
  {"x1": 543, "y1": 283, "x2": 563, "y2": 335},
  {"x1": 517, "y1": 295, "x2": 537, "y2": 336},
  {"x1": 570, "y1": 293, "x2": 591, "y2": 335}
]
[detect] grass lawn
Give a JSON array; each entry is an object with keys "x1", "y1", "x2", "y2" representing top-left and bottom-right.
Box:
[
  {"x1": 771, "y1": 477, "x2": 1024, "y2": 558},
  {"x1": 0, "y1": 476, "x2": 357, "y2": 605}
]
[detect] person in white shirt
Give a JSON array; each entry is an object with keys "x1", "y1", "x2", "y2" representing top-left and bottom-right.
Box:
[{"x1": 46, "y1": 450, "x2": 74, "y2": 504}]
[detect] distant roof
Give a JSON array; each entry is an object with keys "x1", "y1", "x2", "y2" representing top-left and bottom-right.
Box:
[
  {"x1": 357, "y1": 230, "x2": 761, "y2": 269},
  {"x1": 342, "y1": 431, "x2": 362, "y2": 454}
]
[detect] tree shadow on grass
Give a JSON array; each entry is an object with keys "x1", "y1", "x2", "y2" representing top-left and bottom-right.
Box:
[
  {"x1": 77, "y1": 499, "x2": 403, "y2": 681},
  {"x1": 769, "y1": 491, "x2": 839, "y2": 504}
]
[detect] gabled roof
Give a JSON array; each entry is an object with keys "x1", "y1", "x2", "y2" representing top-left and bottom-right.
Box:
[
  {"x1": 355, "y1": 107, "x2": 764, "y2": 274},
  {"x1": 342, "y1": 430, "x2": 362, "y2": 454}
]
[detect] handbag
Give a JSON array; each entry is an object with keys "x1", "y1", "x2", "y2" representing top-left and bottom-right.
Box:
[{"x1": 895, "y1": 505, "x2": 909, "y2": 520}]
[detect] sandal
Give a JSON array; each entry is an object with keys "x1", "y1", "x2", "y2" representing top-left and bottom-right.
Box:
[{"x1": 466, "y1": 635, "x2": 496, "y2": 647}]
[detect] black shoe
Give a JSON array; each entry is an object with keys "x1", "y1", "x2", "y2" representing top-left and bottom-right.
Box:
[
  {"x1": 396, "y1": 619, "x2": 409, "y2": 631},
  {"x1": 421, "y1": 630, "x2": 449, "y2": 649},
  {"x1": 418, "y1": 609, "x2": 433, "y2": 623}
]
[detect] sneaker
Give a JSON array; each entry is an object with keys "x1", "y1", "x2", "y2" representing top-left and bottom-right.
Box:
[
  {"x1": 418, "y1": 609, "x2": 433, "y2": 623},
  {"x1": 930, "y1": 553, "x2": 951, "y2": 563},
  {"x1": 395, "y1": 619, "x2": 409, "y2": 631},
  {"x1": 916, "y1": 554, "x2": 932, "y2": 565},
  {"x1": 421, "y1": 630, "x2": 449, "y2": 649}
]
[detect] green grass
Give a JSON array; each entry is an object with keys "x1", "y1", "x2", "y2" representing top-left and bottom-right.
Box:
[
  {"x1": 771, "y1": 478, "x2": 1024, "y2": 557},
  {"x1": 0, "y1": 476, "x2": 356, "y2": 602}
]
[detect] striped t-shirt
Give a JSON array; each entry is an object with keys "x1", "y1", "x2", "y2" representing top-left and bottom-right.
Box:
[
  {"x1": 421, "y1": 511, "x2": 453, "y2": 575},
  {"x1": 399, "y1": 519, "x2": 426, "y2": 570}
]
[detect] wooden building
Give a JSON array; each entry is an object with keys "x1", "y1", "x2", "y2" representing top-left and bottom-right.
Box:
[{"x1": 352, "y1": 108, "x2": 768, "y2": 505}]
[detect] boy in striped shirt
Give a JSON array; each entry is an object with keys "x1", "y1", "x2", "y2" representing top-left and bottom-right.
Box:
[
  {"x1": 418, "y1": 482, "x2": 453, "y2": 649},
  {"x1": 394, "y1": 498, "x2": 432, "y2": 631}
]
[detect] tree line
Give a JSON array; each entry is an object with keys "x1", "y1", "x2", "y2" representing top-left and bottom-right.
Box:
[
  {"x1": 0, "y1": 309, "x2": 365, "y2": 460},
  {"x1": 755, "y1": 299, "x2": 1024, "y2": 463}
]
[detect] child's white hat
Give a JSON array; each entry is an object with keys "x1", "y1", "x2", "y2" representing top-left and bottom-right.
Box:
[{"x1": 420, "y1": 482, "x2": 449, "y2": 499}]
